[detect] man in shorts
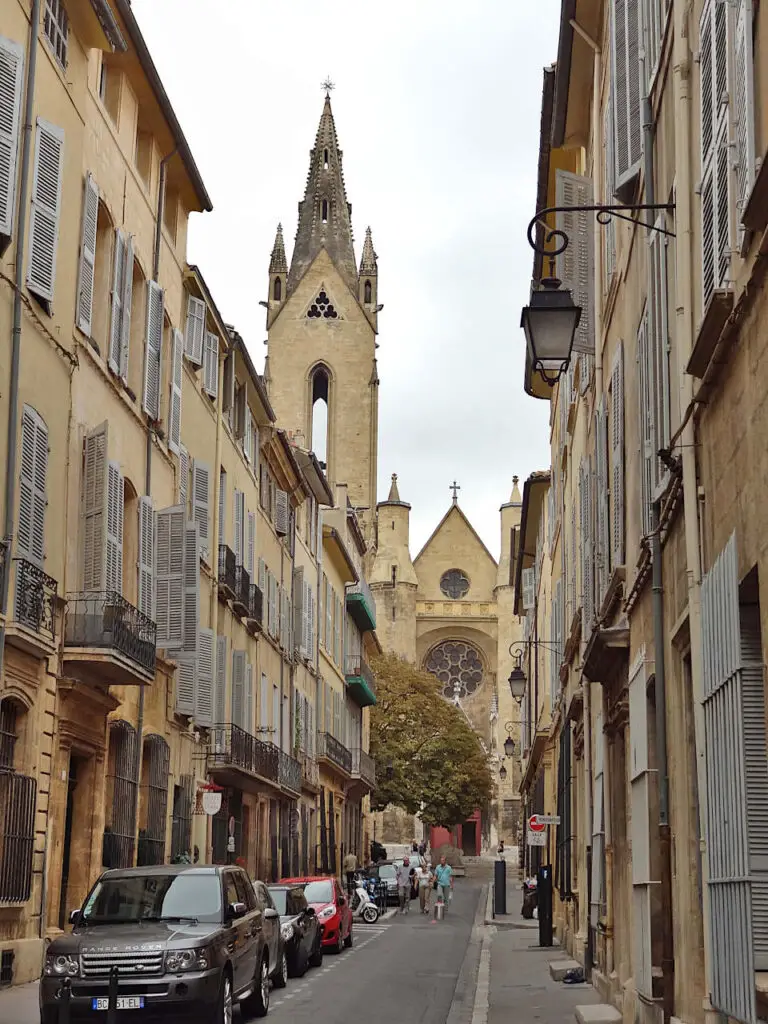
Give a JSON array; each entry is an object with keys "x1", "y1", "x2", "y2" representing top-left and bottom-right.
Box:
[{"x1": 433, "y1": 855, "x2": 453, "y2": 915}]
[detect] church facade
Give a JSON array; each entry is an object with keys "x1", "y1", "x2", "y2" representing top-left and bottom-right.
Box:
[{"x1": 265, "y1": 94, "x2": 523, "y2": 853}]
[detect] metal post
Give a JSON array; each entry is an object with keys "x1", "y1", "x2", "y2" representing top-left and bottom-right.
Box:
[
  {"x1": 537, "y1": 864, "x2": 553, "y2": 947},
  {"x1": 106, "y1": 966, "x2": 119, "y2": 1024},
  {"x1": 58, "y1": 977, "x2": 71, "y2": 1024},
  {"x1": 494, "y1": 858, "x2": 507, "y2": 915}
]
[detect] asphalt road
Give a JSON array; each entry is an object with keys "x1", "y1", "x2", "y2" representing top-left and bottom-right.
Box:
[
  {"x1": 268, "y1": 883, "x2": 481, "y2": 1024},
  {"x1": 0, "y1": 883, "x2": 482, "y2": 1024}
]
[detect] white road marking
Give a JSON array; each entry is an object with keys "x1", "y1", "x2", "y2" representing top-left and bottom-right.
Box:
[{"x1": 470, "y1": 926, "x2": 495, "y2": 1024}]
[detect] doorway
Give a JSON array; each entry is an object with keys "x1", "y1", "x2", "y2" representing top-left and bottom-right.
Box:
[
  {"x1": 58, "y1": 755, "x2": 86, "y2": 929},
  {"x1": 461, "y1": 820, "x2": 478, "y2": 857}
]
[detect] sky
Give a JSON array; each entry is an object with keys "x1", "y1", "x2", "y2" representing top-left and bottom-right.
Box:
[{"x1": 132, "y1": 0, "x2": 560, "y2": 559}]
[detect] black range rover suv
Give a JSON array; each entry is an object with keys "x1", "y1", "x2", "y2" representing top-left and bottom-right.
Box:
[{"x1": 40, "y1": 864, "x2": 275, "y2": 1024}]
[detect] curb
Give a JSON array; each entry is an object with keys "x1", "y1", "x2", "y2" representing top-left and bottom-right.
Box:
[
  {"x1": 484, "y1": 881, "x2": 538, "y2": 930},
  {"x1": 446, "y1": 884, "x2": 489, "y2": 1024}
]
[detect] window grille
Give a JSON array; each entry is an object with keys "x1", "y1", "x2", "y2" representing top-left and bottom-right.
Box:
[
  {"x1": 0, "y1": 700, "x2": 18, "y2": 771},
  {"x1": 0, "y1": 771, "x2": 36, "y2": 902},
  {"x1": 103, "y1": 721, "x2": 138, "y2": 869},
  {"x1": 137, "y1": 735, "x2": 170, "y2": 866},
  {"x1": 170, "y1": 775, "x2": 194, "y2": 862}
]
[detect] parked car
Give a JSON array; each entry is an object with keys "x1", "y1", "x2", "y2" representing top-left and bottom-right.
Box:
[
  {"x1": 268, "y1": 885, "x2": 323, "y2": 975},
  {"x1": 279, "y1": 876, "x2": 352, "y2": 953},
  {"x1": 251, "y1": 879, "x2": 288, "y2": 990},
  {"x1": 365, "y1": 860, "x2": 398, "y2": 904},
  {"x1": 40, "y1": 864, "x2": 275, "y2": 1024}
]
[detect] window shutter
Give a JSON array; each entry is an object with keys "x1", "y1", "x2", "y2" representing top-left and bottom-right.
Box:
[
  {"x1": 215, "y1": 635, "x2": 227, "y2": 726},
  {"x1": 522, "y1": 567, "x2": 535, "y2": 610},
  {"x1": 275, "y1": 489, "x2": 289, "y2": 536},
  {"x1": 555, "y1": 170, "x2": 594, "y2": 355},
  {"x1": 119, "y1": 236, "x2": 133, "y2": 381},
  {"x1": 637, "y1": 309, "x2": 653, "y2": 537},
  {"x1": 76, "y1": 172, "x2": 99, "y2": 335},
  {"x1": 184, "y1": 294, "x2": 205, "y2": 365},
  {"x1": 222, "y1": 353, "x2": 235, "y2": 416},
  {"x1": 595, "y1": 395, "x2": 610, "y2": 601},
  {"x1": 307, "y1": 584, "x2": 315, "y2": 656},
  {"x1": 168, "y1": 328, "x2": 184, "y2": 454},
  {"x1": 0, "y1": 36, "x2": 24, "y2": 236},
  {"x1": 649, "y1": 225, "x2": 671, "y2": 478},
  {"x1": 182, "y1": 521, "x2": 200, "y2": 654},
  {"x1": 178, "y1": 446, "x2": 189, "y2": 509},
  {"x1": 142, "y1": 280, "x2": 164, "y2": 420},
  {"x1": 155, "y1": 504, "x2": 184, "y2": 647},
  {"x1": 580, "y1": 459, "x2": 594, "y2": 636},
  {"x1": 245, "y1": 663, "x2": 254, "y2": 734},
  {"x1": 610, "y1": 343, "x2": 625, "y2": 568},
  {"x1": 17, "y1": 405, "x2": 48, "y2": 565},
  {"x1": 590, "y1": 707, "x2": 606, "y2": 927},
  {"x1": 733, "y1": 0, "x2": 755, "y2": 252},
  {"x1": 82, "y1": 423, "x2": 108, "y2": 590},
  {"x1": 203, "y1": 331, "x2": 219, "y2": 398},
  {"x1": 196, "y1": 628, "x2": 214, "y2": 728},
  {"x1": 611, "y1": 0, "x2": 642, "y2": 192},
  {"x1": 231, "y1": 649, "x2": 246, "y2": 729},
  {"x1": 233, "y1": 490, "x2": 244, "y2": 564},
  {"x1": 258, "y1": 558, "x2": 266, "y2": 596},
  {"x1": 106, "y1": 461, "x2": 124, "y2": 594},
  {"x1": 234, "y1": 384, "x2": 246, "y2": 440},
  {"x1": 27, "y1": 118, "x2": 64, "y2": 303},
  {"x1": 108, "y1": 230, "x2": 126, "y2": 374},
  {"x1": 603, "y1": 88, "x2": 617, "y2": 281},
  {"x1": 191, "y1": 460, "x2": 210, "y2": 557},
  {"x1": 176, "y1": 659, "x2": 195, "y2": 716},
  {"x1": 137, "y1": 496, "x2": 155, "y2": 620},
  {"x1": 243, "y1": 405, "x2": 252, "y2": 461},
  {"x1": 270, "y1": 574, "x2": 277, "y2": 638},
  {"x1": 247, "y1": 511, "x2": 255, "y2": 576}
]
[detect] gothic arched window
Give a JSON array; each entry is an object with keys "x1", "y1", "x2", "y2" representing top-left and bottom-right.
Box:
[
  {"x1": 323, "y1": 149, "x2": 329, "y2": 169},
  {"x1": 364, "y1": 279, "x2": 372, "y2": 304},
  {"x1": 425, "y1": 641, "x2": 484, "y2": 700},
  {"x1": 440, "y1": 568, "x2": 470, "y2": 599},
  {"x1": 321, "y1": 199, "x2": 329, "y2": 223},
  {"x1": 273, "y1": 277, "x2": 281, "y2": 301}
]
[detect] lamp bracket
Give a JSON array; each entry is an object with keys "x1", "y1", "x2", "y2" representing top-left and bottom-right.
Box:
[{"x1": 527, "y1": 203, "x2": 676, "y2": 260}]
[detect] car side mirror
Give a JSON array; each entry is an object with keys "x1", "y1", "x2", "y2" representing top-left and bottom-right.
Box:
[
  {"x1": 69, "y1": 910, "x2": 81, "y2": 926},
  {"x1": 264, "y1": 907, "x2": 279, "y2": 920},
  {"x1": 228, "y1": 901, "x2": 247, "y2": 920}
]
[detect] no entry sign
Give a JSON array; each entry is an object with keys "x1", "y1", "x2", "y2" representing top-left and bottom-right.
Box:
[{"x1": 528, "y1": 814, "x2": 546, "y2": 833}]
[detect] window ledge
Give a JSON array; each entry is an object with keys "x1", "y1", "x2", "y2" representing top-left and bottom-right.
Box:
[
  {"x1": 687, "y1": 290, "x2": 734, "y2": 378},
  {"x1": 743, "y1": 159, "x2": 768, "y2": 234}
]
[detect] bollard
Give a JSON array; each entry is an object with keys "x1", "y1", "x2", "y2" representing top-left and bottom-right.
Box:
[
  {"x1": 106, "y1": 966, "x2": 119, "y2": 1024},
  {"x1": 58, "y1": 976, "x2": 71, "y2": 1024},
  {"x1": 494, "y1": 858, "x2": 507, "y2": 916},
  {"x1": 537, "y1": 864, "x2": 553, "y2": 947}
]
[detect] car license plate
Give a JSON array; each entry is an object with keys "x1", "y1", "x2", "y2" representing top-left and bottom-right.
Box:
[{"x1": 91, "y1": 997, "x2": 145, "y2": 1010}]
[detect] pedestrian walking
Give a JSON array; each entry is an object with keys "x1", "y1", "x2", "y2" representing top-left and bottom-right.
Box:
[
  {"x1": 396, "y1": 857, "x2": 411, "y2": 913},
  {"x1": 343, "y1": 850, "x2": 358, "y2": 896},
  {"x1": 418, "y1": 860, "x2": 432, "y2": 914},
  {"x1": 433, "y1": 855, "x2": 454, "y2": 916}
]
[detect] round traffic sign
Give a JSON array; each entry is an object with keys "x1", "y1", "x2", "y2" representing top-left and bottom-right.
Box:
[{"x1": 528, "y1": 814, "x2": 546, "y2": 833}]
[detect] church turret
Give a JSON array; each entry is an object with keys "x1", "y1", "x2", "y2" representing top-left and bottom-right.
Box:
[
  {"x1": 497, "y1": 475, "x2": 523, "y2": 591},
  {"x1": 358, "y1": 226, "x2": 380, "y2": 328},
  {"x1": 370, "y1": 474, "x2": 417, "y2": 659},
  {"x1": 267, "y1": 223, "x2": 287, "y2": 329},
  {"x1": 287, "y1": 93, "x2": 357, "y2": 296}
]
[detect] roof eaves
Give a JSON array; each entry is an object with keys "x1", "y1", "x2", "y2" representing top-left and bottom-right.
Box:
[
  {"x1": 512, "y1": 471, "x2": 551, "y2": 615},
  {"x1": 551, "y1": 0, "x2": 577, "y2": 151}
]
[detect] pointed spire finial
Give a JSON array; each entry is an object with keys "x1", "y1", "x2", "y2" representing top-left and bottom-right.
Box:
[
  {"x1": 510, "y1": 475, "x2": 522, "y2": 504},
  {"x1": 321, "y1": 76, "x2": 335, "y2": 97},
  {"x1": 359, "y1": 226, "x2": 377, "y2": 276},
  {"x1": 450, "y1": 481, "x2": 461, "y2": 504},
  {"x1": 269, "y1": 222, "x2": 288, "y2": 274},
  {"x1": 388, "y1": 473, "x2": 401, "y2": 502}
]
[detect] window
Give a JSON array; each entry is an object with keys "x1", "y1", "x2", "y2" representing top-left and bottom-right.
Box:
[
  {"x1": 0, "y1": 697, "x2": 35, "y2": 903},
  {"x1": 0, "y1": 698, "x2": 18, "y2": 770},
  {"x1": 321, "y1": 199, "x2": 328, "y2": 223},
  {"x1": 99, "y1": 60, "x2": 121, "y2": 125},
  {"x1": 311, "y1": 365, "x2": 330, "y2": 465},
  {"x1": 137, "y1": 734, "x2": 170, "y2": 866},
  {"x1": 364, "y1": 279, "x2": 372, "y2": 303},
  {"x1": 323, "y1": 149, "x2": 329, "y2": 169},
  {"x1": 17, "y1": 405, "x2": 49, "y2": 566},
  {"x1": 27, "y1": 118, "x2": 64, "y2": 308},
  {"x1": 142, "y1": 281, "x2": 164, "y2": 420},
  {"x1": 641, "y1": 0, "x2": 667, "y2": 88},
  {"x1": 440, "y1": 569, "x2": 470, "y2": 599},
  {"x1": 0, "y1": 37, "x2": 24, "y2": 244},
  {"x1": 43, "y1": 0, "x2": 68, "y2": 69},
  {"x1": 103, "y1": 720, "x2": 138, "y2": 869},
  {"x1": 163, "y1": 187, "x2": 178, "y2": 244},
  {"x1": 135, "y1": 128, "x2": 153, "y2": 191},
  {"x1": 611, "y1": 0, "x2": 642, "y2": 196},
  {"x1": 307, "y1": 291, "x2": 338, "y2": 319},
  {"x1": 170, "y1": 775, "x2": 193, "y2": 862},
  {"x1": 424, "y1": 641, "x2": 483, "y2": 700},
  {"x1": 273, "y1": 277, "x2": 281, "y2": 301}
]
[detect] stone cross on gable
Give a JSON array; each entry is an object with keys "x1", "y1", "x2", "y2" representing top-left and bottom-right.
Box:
[{"x1": 450, "y1": 481, "x2": 461, "y2": 504}]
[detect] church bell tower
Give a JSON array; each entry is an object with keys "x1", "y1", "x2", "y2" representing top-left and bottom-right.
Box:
[{"x1": 264, "y1": 93, "x2": 380, "y2": 518}]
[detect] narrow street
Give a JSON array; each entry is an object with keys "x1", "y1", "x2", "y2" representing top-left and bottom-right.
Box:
[{"x1": 0, "y1": 883, "x2": 484, "y2": 1024}]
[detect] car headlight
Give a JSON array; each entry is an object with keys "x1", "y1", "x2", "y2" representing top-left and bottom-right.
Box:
[
  {"x1": 317, "y1": 906, "x2": 336, "y2": 923},
  {"x1": 280, "y1": 923, "x2": 294, "y2": 943},
  {"x1": 44, "y1": 954, "x2": 79, "y2": 977},
  {"x1": 165, "y1": 948, "x2": 209, "y2": 973}
]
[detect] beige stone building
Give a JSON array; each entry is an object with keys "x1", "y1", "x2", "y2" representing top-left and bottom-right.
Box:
[{"x1": 518, "y1": 2, "x2": 768, "y2": 1024}]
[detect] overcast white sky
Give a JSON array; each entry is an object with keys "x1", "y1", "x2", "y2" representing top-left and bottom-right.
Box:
[{"x1": 132, "y1": 0, "x2": 560, "y2": 559}]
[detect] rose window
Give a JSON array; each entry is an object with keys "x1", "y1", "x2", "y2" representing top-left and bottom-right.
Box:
[
  {"x1": 440, "y1": 569, "x2": 470, "y2": 599},
  {"x1": 307, "y1": 290, "x2": 338, "y2": 319},
  {"x1": 425, "y1": 641, "x2": 484, "y2": 700}
]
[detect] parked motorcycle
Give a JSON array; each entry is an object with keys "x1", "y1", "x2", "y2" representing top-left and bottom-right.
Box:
[
  {"x1": 521, "y1": 876, "x2": 538, "y2": 919},
  {"x1": 350, "y1": 878, "x2": 380, "y2": 923}
]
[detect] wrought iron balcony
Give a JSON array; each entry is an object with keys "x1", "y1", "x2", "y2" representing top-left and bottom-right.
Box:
[
  {"x1": 351, "y1": 748, "x2": 376, "y2": 789},
  {"x1": 208, "y1": 723, "x2": 279, "y2": 783},
  {"x1": 344, "y1": 655, "x2": 377, "y2": 708},
  {"x1": 300, "y1": 751, "x2": 319, "y2": 790},
  {"x1": 317, "y1": 731, "x2": 352, "y2": 775},
  {"x1": 233, "y1": 564, "x2": 250, "y2": 617},
  {"x1": 346, "y1": 577, "x2": 376, "y2": 632},
  {"x1": 64, "y1": 591, "x2": 156, "y2": 685},
  {"x1": 217, "y1": 544, "x2": 237, "y2": 600},
  {"x1": 247, "y1": 584, "x2": 264, "y2": 632},
  {"x1": 277, "y1": 749, "x2": 301, "y2": 794},
  {"x1": 12, "y1": 558, "x2": 57, "y2": 647}
]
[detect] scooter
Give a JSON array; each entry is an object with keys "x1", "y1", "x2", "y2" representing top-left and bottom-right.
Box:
[{"x1": 350, "y1": 879, "x2": 380, "y2": 923}]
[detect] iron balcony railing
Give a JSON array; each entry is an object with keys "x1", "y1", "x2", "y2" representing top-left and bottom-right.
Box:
[
  {"x1": 13, "y1": 558, "x2": 57, "y2": 642},
  {"x1": 344, "y1": 655, "x2": 376, "y2": 694},
  {"x1": 351, "y1": 748, "x2": 376, "y2": 788},
  {"x1": 317, "y1": 732, "x2": 352, "y2": 774},
  {"x1": 299, "y1": 751, "x2": 319, "y2": 788},
  {"x1": 65, "y1": 592, "x2": 156, "y2": 673},
  {"x1": 218, "y1": 544, "x2": 237, "y2": 599},
  {"x1": 277, "y1": 749, "x2": 301, "y2": 794},
  {"x1": 234, "y1": 565, "x2": 250, "y2": 616},
  {"x1": 247, "y1": 584, "x2": 264, "y2": 629},
  {"x1": 208, "y1": 723, "x2": 279, "y2": 783}
]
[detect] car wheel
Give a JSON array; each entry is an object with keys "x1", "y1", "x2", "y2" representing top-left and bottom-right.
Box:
[
  {"x1": 213, "y1": 971, "x2": 234, "y2": 1024},
  {"x1": 344, "y1": 925, "x2": 353, "y2": 949},
  {"x1": 336, "y1": 928, "x2": 344, "y2": 954},
  {"x1": 295, "y1": 946, "x2": 309, "y2": 977},
  {"x1": 272, "y1": 950, "x2": 288, "y2": 989},
  {"x1": 240, "y1": 956, "x2": 270, "y2": 1019},
  {"x1": 309, "y1": 935, "x2": 323, "y2": 968}
]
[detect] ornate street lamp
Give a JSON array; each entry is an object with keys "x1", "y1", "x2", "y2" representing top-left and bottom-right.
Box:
[
  {"x1": 503, "y1": 733, "x2": 516, "y2": 758},
  {"x1": 499, "y1": 761, "x2": 507, "y2": 781},
  {"x1": 507, "y1": 648, "x2": 527, "y2": 706},
  {"x1": 520, "y1": 276, "x2": 581, "y2": 386}
]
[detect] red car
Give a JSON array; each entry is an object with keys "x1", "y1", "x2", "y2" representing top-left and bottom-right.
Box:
[{"x1": 280, "y1": 876, "x2": 352, "y2": 953}]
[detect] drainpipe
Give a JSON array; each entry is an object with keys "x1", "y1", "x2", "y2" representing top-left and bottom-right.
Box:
[
  {"x1": 0, "y1": 0, "x2": 42, "y2": 680},
  {"x1": 651, "y1": 501, "x2": 674, "y2": 1022}
]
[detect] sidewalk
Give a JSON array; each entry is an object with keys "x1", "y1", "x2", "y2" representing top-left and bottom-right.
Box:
[
  {"x1": 0, "y1": 980, "x2": 38, "y2": 1024},
  {"x1": 484, "y1": 874, "x2": 537, "y2": 929}
]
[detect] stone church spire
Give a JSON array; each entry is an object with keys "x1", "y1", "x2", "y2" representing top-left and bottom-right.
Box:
[
  {"x1": 269, "y1": 223, "x2": 288, "y2": 274},
  {"x1": 359, "y1": 227, "x2": 377, "y2": 276},
  {"x1": 287, "y1": 95, "x2": 357, "y2": 296}
]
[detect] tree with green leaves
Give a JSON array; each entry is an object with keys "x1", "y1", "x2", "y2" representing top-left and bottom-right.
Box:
[{"x1": 369, "y1": 653, "x2": 494, "y2": 827}]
